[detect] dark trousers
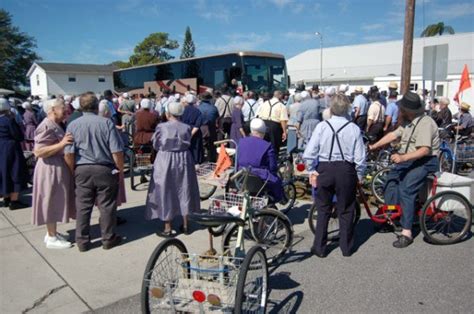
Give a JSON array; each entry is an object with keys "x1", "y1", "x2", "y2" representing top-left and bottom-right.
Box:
[
  {"x1": 217, "y1": 117, "x2": 232, "y2": 141},
  {"x1": 312, "y1": 161, "x2": 357, "y2": 255},
  {"x1": 243, "y1": 121, "x2": 251, "y2": 135},
  {"x1": 75, "y1": 165, "x2": 119, "y2": 246},
  {"x1": 384, "y1": 156, "x2": 439, "y2": 229},
  {"x1": 263, "y1": 120, "x2": 283, "y2": 156}
]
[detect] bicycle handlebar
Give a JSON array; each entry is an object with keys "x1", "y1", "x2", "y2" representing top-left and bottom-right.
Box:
[
  {"x1": 230, "y1": 168, "x2": 245, "y2": 181},
  {"x1": 214, "y1": 139, "x2": 237, "y2": 146}
]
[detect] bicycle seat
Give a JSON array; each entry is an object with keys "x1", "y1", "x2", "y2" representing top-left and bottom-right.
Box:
[{"x1": 189, "y1": 211, "x2": 245, "y2": 227}]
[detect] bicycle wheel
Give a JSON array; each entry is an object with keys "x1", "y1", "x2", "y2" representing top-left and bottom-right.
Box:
[
  {"x1": 141, "y1": 238, "x2": 189, "y2": 314},
  {"x1": 376, "y1": 150, "x2": 391, "y2": 171},
  {"x1": 274, "y1": 182, "x2": 297, "y2": 214},
  {"x1": 420, "y1": 191, "x2": 472, "y2": 245},
  {"x1": 371, "y1": 167, "x2": 389, "y2": 204},
  {"x1": 308, "y1": 202, "x2": 361, "y2": 240},
  {"x1": 438, "y1": 151, "x2": 454, "y2": 173},
  {"x1": 234, "y1": 246, "x2": 268, "y2": 314},
  {"x1": 199, "y1": 182, "x2": 217, "y2": 200}
]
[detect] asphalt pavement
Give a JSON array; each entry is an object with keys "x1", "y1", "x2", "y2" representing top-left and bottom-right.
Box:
[{"x1": 1, "y1": 177, "x2": 473, "y2": 314}]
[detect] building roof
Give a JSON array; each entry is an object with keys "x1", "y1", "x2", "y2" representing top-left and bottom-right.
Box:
[
  {"x1": 287, "y1": 32, "x2": 474, "y2": 83},
  {"x1": 27, "y1": 62, "x2": 117, "y2": 77}
]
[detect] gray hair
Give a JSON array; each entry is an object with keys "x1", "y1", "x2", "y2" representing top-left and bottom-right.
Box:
[
  {"x1": 439, "y1": 97, "x2": 450, "y2": 105},
  {"x1": 329, "y1": 94, "x2": 351, "y2": 116},
  {"x1": 294, "y1": 93, "x2": 303, "y2": 102},
  {"x1": 43, "y1": 98, "x2": 64, "y2": 113}
]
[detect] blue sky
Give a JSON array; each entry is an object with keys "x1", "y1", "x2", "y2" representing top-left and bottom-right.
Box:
[{"x1": 2, "y1": 0, "x2": 474, "y2": 64}]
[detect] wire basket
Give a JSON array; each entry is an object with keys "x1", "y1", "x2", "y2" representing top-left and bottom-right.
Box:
[
  {"x1": 146, "y1": 253, "x2": 244, "y2": 313},
  {"x1": 456, "y1": 142, "x2": 474, "y2": 163},
  {"x1": 209, "y1": 193, "x2": 267, "y2": 216},
  {"x1": 135, "y1": 153, "x2": 153, "y2": 171},
  {"x1": 196, "y1": 162, "x2": 217, "y2": 177}
]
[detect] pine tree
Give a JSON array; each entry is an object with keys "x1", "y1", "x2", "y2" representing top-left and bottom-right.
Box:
[{"x1": 180, "y1": 26, "x2": 195, "y2": 59}]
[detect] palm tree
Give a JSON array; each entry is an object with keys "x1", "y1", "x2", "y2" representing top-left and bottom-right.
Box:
[{"x1": 420, "y1": 22, "x2": 455, "y2": 37}]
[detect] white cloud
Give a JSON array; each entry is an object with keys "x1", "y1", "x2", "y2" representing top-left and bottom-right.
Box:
[
  {"x1": 105, "y1": 46, "x2": 135, "y2": 59},
  {"x1": 338, "y1": 31, "x2": 356, "y2": 37},
  {"x1": 200, "y1": 33, "x2": 271, "y2": 53},
  {"x1": 268, "y1": 0, "x2": 293, "y2": 8},
  {"x1": 195, "y1": 0, "x2": 232, "y2": 23},
  {"x1": 362, "y1": 35, "x2": 394, "y2": 42},
  {"x1": 116, "y1": 0, "x2": 159, "y2": 17},
  {"x1": 361, "y1": 23, "x2": 385, "y2": 31},
  {"x1": 338, "y1": 0, "x2": 349, "y2": 13},
  {"x1": 266, "y1": 0, "x2": 321, "y2": 14},
  {"x1": 430, "y1": 2, "x2": 474, "y2": 20},
  {"x1": 283, "y1": 32, "x2": 317, "y2": 41}
]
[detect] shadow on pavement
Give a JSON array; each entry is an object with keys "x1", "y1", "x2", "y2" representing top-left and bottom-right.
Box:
[
  {"x1": 268, "y1": 291, "x2": 304, "y2": 314},
  {"x1": 286, "y1": 203, "x2": 311, "y2": 227}
]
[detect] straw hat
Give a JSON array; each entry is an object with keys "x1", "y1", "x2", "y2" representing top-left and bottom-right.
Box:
[
  {"x1": 354, "y1": 86, "x2": 363, "y2": 93},
  {"x1": 388, "y1": 81, "x2": 398, "y2": 89},
  {"x1": 460, "y1": 102, "x2": 470, "y2": 111}
]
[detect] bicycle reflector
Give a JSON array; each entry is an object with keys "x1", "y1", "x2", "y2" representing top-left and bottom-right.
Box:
[
  {"x1": 193, "y1": 290, "x2": 206, "y2": 303},
  {"x1": 296, "y1": 163, "x2": 305, "y2": 172},
  {"x1": 207, "y1": 294, "x2": 221, "y2": 306},
  {"x1": 150, "y1": 287, "x2": 164, "y2": 299}
]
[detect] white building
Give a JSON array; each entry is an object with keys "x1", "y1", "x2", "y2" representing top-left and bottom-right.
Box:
[
  {"x1": 26, "y1": 62, "x2": 117, "y2": 99},
  {"x1": 287, "y1": 32, "x2": 474, "y2": 105}
]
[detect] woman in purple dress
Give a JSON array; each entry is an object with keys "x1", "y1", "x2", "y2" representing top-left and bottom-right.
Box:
[
  {"x1": 22, "y1": 101, "x2": 38, "y2": 151},
  {"x1": 146, "y1": 102, "x2": 200, "y2": 237},
  {"x1": 32, "y1": 99, "x2": 75, "y2": 249},
  {"x1": 230, "y1": 96, "x2": 246, "y2": 147}
]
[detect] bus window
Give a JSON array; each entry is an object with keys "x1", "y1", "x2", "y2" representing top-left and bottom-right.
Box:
[
  {"x1": 267, "y1": 58, "x2": 287, "y2": 90},
  {"x1": 243, "y1": 57, "x2": 269, "y2": 92},
  {"x1": 214, "y1": 70, "x2": 226, "y2": 87}
]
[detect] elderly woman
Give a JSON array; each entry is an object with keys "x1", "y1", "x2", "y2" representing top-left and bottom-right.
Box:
[
  {"x1": 181, "y1": 94, "x2": 204, "y2": 164},
  {"x1": 32, "y1": 99, "x2": 75, "y2": 249},
  {"x1": 146, "y1": 102, "x2": 200, "y2": 237},
  {"x1": 22, "y1": 101, "x2": 39, "y2": 151},
  {"x1": 0, "y1": 98, "x2": 29, "y2": 210},
  {"x1": 237, "y1": 118, "x2": 284, "y2": 202},
  {"x1": 134, "y1": 98, "x2": 159, "y2": 146},
  {"x1": 230, "y1": 95, "x2": 246, "y2": 147}
]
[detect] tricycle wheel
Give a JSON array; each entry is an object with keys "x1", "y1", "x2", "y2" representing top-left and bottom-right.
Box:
[
  {"x1": 420, "y1": 191, "x2": 472, "y2": 245},
  {"x1": 235, "y1": 246, "x2": 268, "y2": 314},
  {"x1": 308, "y1": 202, "x2": 361, "y2": 240},
  {"x1": 141, "y1": 238, "x2": 189, "y2": 314}
]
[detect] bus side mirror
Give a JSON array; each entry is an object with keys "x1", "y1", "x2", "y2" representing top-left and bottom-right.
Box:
[{"x1": 288, "y1": 75, "x2": 291, "y2": 86}]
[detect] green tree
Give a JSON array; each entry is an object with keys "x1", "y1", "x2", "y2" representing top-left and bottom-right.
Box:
[
  {"x1": 0, "y1": 9, "x2": 40, "y2": 90},
  {"x1": 128, "y1": 32, "x2": 178, "y2": 66},
  {"x1": 420, "y1": 22, "x2": 455, "y2": 37},
  {"x1": 110, "y1": 60, "x2": 131, "y2": 69},
  {"x1": 180, "y1": 26, "x2": 196, "y2": 59}
]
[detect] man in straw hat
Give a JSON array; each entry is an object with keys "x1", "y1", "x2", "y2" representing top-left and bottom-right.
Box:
[
  {"x1": 454, "y1": 102, "x2": 473, "y2": 137},
  {"x1": 352, "y1": 86, "x2": 368, "y2": 130},
  {"x1": 369, "y1": 92, "x2": 440, "y2": 248}
]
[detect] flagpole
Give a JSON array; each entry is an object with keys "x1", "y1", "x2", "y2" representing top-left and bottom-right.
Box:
[{"x1": 452, "y1": 91, "x2": 462, "y2": 173}]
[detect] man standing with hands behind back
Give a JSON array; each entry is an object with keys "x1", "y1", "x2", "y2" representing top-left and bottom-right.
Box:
[{"x1": 65, "y1": 92, "x2": 124, "y2": 252}]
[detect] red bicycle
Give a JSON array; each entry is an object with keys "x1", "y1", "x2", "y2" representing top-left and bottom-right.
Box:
[{"x1": 309, "y1": 173, "x2": 472, "y2": 245}]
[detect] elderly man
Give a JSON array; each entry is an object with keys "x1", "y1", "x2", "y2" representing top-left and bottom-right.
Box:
[
  {"x1": 118, "y1": 93, "x2": 136, "y2": 132},
  {"x1": 242, "y1": 91, "x2": 259, "y2": 135},
  {"x1": 352, "y1": 87, "x2": 369, "y2": 130},
  {"x1": 296, "y1": 91, "x2": 321, "y2": 148},
  {"x1": 256, "y1": 90, "x2": 289, "y2": 155},
  {"x1": 215, "y1": 87, "x2": 234, "y2": 140},
  {"x1": 454, "y1": 102, "x2": 473, "y2": 136},
  {"x1": 65, "y1": 92, "x2": 124, "y2": 252},
  {"x1": 304, "y1": 94, "x2": 366, "y2": 257},
  {"x1": 431, "y1": 97, "x2": 452, "y2": 129}
]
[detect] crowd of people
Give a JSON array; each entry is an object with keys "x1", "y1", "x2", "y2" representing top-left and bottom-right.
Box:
[{"x1": 0, "y1": 81, "x2": 472, "y2": 254}]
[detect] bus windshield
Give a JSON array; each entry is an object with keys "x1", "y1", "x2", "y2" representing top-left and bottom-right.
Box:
[{"x1": 242, "y1": 56, "x2": 287, "y2": 92}]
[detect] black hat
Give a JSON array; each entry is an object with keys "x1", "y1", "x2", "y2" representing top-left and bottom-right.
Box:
[
  {"x1": 295, "y1": 83, "x2": 305, "y2": 92},
  {"x1": 104, "y1": 90, "x2": 113, "y2": 97},
  {"x1": 397, "y1": 92, "x2": 423, "y2": 112},
  {"x1": 312, "y1": 84, "x2": 319, "y2": 91}
]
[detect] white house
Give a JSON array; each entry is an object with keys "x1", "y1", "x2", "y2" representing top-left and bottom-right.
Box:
[
  {"x1": 26, "y1": 62, "x2": 117, "y2": 99},
  {"x1": 287, "y1": 32, "x2": 474, "y2": 105}
]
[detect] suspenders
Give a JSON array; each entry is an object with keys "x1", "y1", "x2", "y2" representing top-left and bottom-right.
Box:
[
  {"x1": 246, "y1": 100, "x2": 255, "y2": 121},
  {"x1": 404, "y1": 115, "x2": 426, "y2": 154},
  {"x1": 325, "y1": 120, "x2": 352, "y2": 161},
  {"x1": 263, "y1": 100, "x2": 283, "y2": 120},
  {"x1": 220, "y1": 97, "x2": 231, "y2": 118}
]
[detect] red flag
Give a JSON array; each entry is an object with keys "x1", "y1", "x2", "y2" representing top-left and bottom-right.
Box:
[
  {"x1": 213, "y1": 144, "x2": 232, "y2": 177},
  {"x1": 454, "y1": 64, "x2": 471, "y2": 102}
]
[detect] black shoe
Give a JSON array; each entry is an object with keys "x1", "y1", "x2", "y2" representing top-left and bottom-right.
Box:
[
  {"x1": 156, "y1": 229, "x2": 176, "y2": 238},
  {"x1": 179, "y1": 225, "x2": 191, "y2": 235},
  {"x1": 77, "y1": 242, "x2": 90, "y2": 252},
  {"x1": 342, "y1": 251, "x2": 353, "y2": 257},
  {"x1": 117, "y1": 216, "x2": 127, "y2": 225},
  {"x1": 103, "y1": 235, "x2": 122, "y2": 250},
  {"x1": 392, "y1": 235, "x2": 413, "y2": 248},
  {"x1": 9, "y1": 200, "x2": 29, "y2": 210},
  {"x1": 3, "y1": 198, "x2": 10, "y2": 207},
  {"x1": 310, "y1": 247, "x2": 327, "y2": 258}
]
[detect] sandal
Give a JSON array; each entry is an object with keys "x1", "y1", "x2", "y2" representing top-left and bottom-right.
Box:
[{"x1": 156, "y1": 229, "x2": 176, "y2": 238}]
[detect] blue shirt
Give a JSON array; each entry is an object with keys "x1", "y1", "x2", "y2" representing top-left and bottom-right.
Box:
[
  {"x1": 352, "y1": 94, "x2": 368, "y2": 115},
  {"x1": 198, "y1": 101, "x2": 218, "y2": 125},
  {"x1": 303, "y1": 116, "x2": 366, "y2": 178},
  {"x1": 65, "y1": 112, "x2": 123, "y2": 167},
  {"x1": 385, "y1": 100, "x2": 399, "y2": 125}
]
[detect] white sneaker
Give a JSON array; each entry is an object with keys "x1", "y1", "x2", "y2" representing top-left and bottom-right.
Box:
[
  {"x1": 46, "y1": 236, "x2": 72, "y2": 249},
  {"x1": 44, "y1": 233, "x2": 69, "y2": 243}
]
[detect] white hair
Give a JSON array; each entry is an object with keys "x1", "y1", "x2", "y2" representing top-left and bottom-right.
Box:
[
  {"x1": 43, "y1": 99, "x2": 64, "y2": 113},
  {"x1": 294, "y1": 93, "x2": 303, "y2": 102},
  {"x1": 439, "y1": 97, "x2": 450, "y2": 105}
]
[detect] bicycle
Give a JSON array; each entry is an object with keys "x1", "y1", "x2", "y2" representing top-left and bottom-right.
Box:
[
  {"x1": 141, "y1": 168, "x2": 271, "y2": 313},
  {"x1": 311, "y1": 173, "x2": 472, "y2": 245},
  {"x1": 128, "y1": 144, "x2": 154, "y2": 190}
]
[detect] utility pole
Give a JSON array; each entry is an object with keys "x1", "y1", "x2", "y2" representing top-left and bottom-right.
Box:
[{"x1": 400, "y1": 0, "x2": 416, "y2": 94}]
